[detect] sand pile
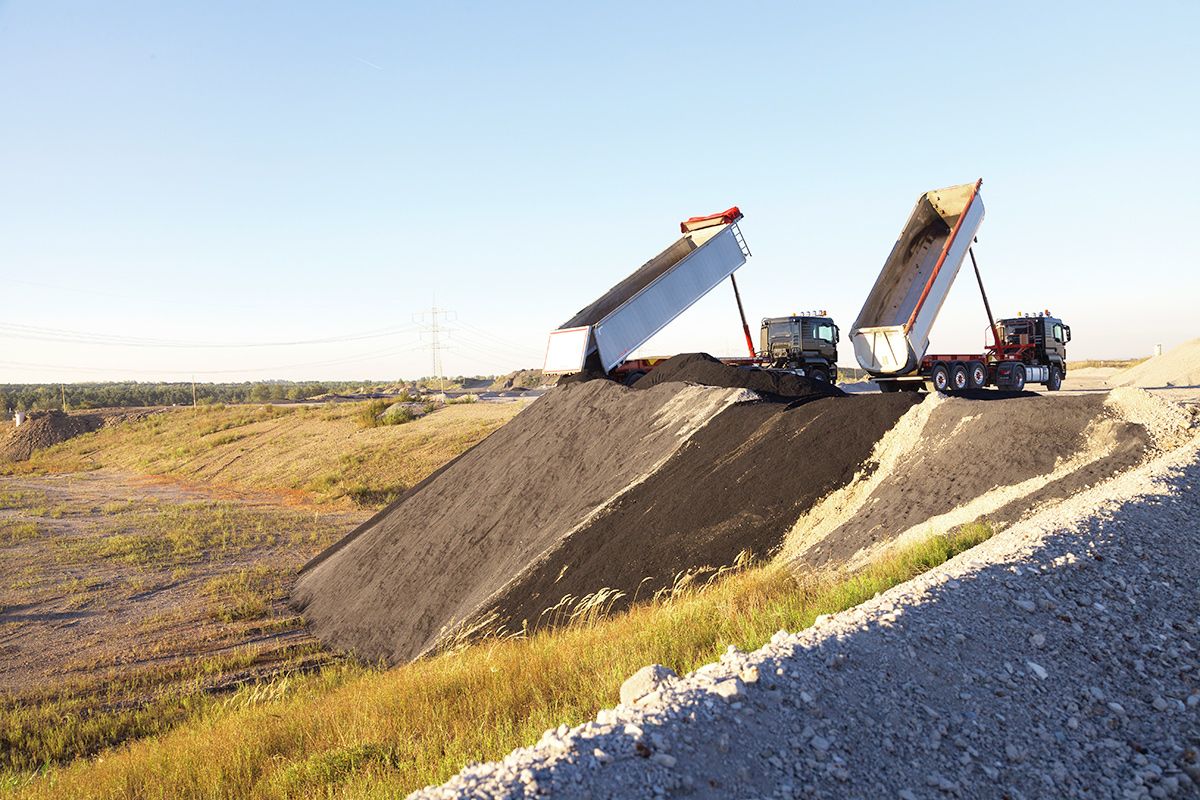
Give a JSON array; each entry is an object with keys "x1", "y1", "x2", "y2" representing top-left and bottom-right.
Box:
[
  {"x1": 293, "y1": 371, "x2": 911, "y2": 664},
  {"x1": 1111, "y1": 338, "x2": 1200, "y2": 388},
  {"x1": 293, "y1": 380, "x2": 757, "y2": 663},
  {"x1": 489, "y1": 393, "x2": 920, "y2": 633},
  {"x1": 784, "y1": 391, "x2": 1183, "y2": 569},
  {"x1": 634, "y1": 353, "x2": 844, "y2": 400}
]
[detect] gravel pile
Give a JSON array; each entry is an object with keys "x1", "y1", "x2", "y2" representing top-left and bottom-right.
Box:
[{"x1": 412, "y1": 436, "x2": 1200, "y2": 800}]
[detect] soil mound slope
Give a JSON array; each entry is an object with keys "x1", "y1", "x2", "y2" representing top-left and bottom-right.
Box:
[
  {"x1": 1111, "y1": 337, "x2": 1200, "y2": 388},
  {"x1": 292, "y1": 380, "x2": 754, "y2": 664},
  {"x1": 634, "y1": 353, "x2": 844, "y2": 400},
  {"x1": 787, "y1": 392, "x2": 1170, "y2": 568},
  {"x1": 492, "y1": 393, "x2": 920, "y2": 633},
  {"x1": 294, "y1": 378, "x2": 913, "y2": 664}
]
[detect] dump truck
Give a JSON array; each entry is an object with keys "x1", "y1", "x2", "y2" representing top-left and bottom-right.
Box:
[
  {"x1": 542, "y1": 208, "x2": 840, "y2": 383},
  {"x1": 851, "y1": 179, "x2": 1070, "y2": 392}
]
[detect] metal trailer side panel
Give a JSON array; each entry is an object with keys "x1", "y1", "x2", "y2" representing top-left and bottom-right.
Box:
[
  {"x1": 851, "y1": 182, "x2": 985, "y2": 375},
  {"x1": 593, "y1": 224, "x2": 748, "y2": 372}
]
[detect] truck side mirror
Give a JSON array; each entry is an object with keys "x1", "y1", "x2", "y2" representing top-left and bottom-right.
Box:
[{"x1": 1064, "y1": 326, "x2": 1071, "y2": 342}]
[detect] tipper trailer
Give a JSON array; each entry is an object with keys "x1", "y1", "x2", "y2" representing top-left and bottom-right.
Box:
[
  {"x1": 542, "y1": 208, "x2": 840, "y2": 383},
  {"x1": 851, "y1": 179, "x2": 1071, "y2": 393}
]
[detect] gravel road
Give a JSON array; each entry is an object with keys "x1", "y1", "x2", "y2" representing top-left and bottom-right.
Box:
[{"x1": 412, "y1": 438, "x2": 1200, "y2": 800}]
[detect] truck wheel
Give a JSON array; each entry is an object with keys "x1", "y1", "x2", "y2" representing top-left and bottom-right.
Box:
[
  {"x1": 950, "y1": 363, "x2": 969, "y2": 392},
  {"x1": 967, "y1": 361, "x2": 988, "y2": 389},
  {"x1": 1046, "y1": 366, "x2": 1063, "y2": 392},
  {"x1": 1011, "y1": 364, "x2": 1027, "y2": 392},
  {"x1": 930, "y1": 363, "x2": 951, "y2": 394},
  {"x1": 809, "y1": 368, "x2": 830, "y2": 384},
  {"x1": 878, "y1": 381, "x2": 900, "y2": 393},
  {"x1": 623, "y1": 371, "x2": 647, "y2": 387}
]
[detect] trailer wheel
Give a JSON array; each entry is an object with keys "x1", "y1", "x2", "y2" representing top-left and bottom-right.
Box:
[
  {"x1": 967, "y1": 361, "x2": 988, "y2": 389},
  {"x1": 930, "y1": 363, "x2": 951, "y2": 394},
  {"x1": 1046, "y1": 366, "x2": 1063, "y2": 392},
  {"x1": 809, "y1": 368, "x2": 830, "y2": 384},
  {"x1": 950, "y1": 363, "x2": 969, "y2": 392},
  {"x1": 1011, "y1": 364, "x2": 1027, "y2": 392},
  {"x1": 623, "y1": 371, "x2": 647, "y2": 387}
]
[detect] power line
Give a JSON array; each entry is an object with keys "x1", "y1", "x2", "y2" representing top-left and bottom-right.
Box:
[{"x1": 0, "y1": 322, "x2": 420, "y2": 349}]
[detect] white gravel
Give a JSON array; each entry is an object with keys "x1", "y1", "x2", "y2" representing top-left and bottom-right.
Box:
[{"x1": 410, "y1": 435, "x2": 1200, "y2": 800}]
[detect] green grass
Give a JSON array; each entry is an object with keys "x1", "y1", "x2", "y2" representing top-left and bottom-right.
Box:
[
  {"x1": 202, "y1": 566, "x2": 290, "y2": 623},
  {"x1": 4, "y1": 522, "x2": 994, "y2": 799},
  {"x1": 5, "y1": 401, "x2": 520, "y2": 508},
  {"x1": 0, "y1": 644, "x2": 336, "y2": 777},
  {"x1": 0, "y1": 520, "x2": 40, "y2": 546},
  {"x1": 50, "y1": 502, "x2": 341, "y2": 568}
]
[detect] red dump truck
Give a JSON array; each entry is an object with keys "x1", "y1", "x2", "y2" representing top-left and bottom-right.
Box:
[
  {"x1": 542, "y1": 208, "x2": 840, "y2": 384},
  {"x1": 850, "y1": 180, "x2": 1071, "y2": 392}
]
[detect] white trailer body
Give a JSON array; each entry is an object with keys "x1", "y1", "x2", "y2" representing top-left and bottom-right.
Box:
[
  {"x1": 850, "y1": 181, "x2": 985, "y2": 376},
  {"x1": 543, "y1": 213, "x2": 751, "y2": 374}
]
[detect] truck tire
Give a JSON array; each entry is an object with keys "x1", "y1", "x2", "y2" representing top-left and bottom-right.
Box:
[
  {"x1": 623, "y1": 371, "x2": 647, "y2": 387},
  {"x1": 950, "y1": 363, "x2": 969, "y2": 392},
  {"x1": 967, "y1": 361, "x2": 988, "y2": 389},
  {"x1": 809, "y1": 368, "x2": 830, "y2": 384},
  {"x1": 1011, "y1": 363, "x2": 1027, "y2": 392},
  {"x1": 878, "y1": 381, "x2": 900, "y2": 393},
  {"x1": 930, "y1": 363, "x2": 951, "y2": 394},
  {"x1": 1046, "y1": 366, "x2": 1063, "y2": 392}
]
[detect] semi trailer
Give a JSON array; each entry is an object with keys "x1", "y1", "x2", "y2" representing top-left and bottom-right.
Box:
[
  {"x1": 851, "y1": 180, "x2": 1071, "y2": 393},
  {"x1": 542, "y1": 208, "x2": 840, "y2": 384}
]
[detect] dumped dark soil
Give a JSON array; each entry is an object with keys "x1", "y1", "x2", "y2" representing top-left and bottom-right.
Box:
[
  {"x1": 633, "y1": 353, "x2": 844, "y2": 400},
  {"x1": 492, "y1": 393, "x2": 921, "y2": 632},
  {"x1": 292, "y1": 379, "x2": 751, "y2": 664},
  {"x1": 1, "y1": 408, "x2": 164, "y2": 463},
  {"x1": 797, "y1": 395, "x2": 1152, "y2": 566},
  {"x1": 1, "y1": 411, "x2": 101, "y2": 462}
]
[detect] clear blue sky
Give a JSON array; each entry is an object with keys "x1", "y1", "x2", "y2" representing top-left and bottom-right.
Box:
[{"x1": 2, "y1": 1, "x2": 1197, "y2": 382}]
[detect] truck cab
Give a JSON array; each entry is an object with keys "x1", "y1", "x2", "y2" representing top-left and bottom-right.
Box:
[
  {"x1": 760, "y1": 314, "x2": 839, "y2": 383},
  {"x1": 995, "y1": 315, "x2": 1070, "y2": 367},
  {"x1": 990, "y1": 313, "x2": 1071, "y2": 390}
]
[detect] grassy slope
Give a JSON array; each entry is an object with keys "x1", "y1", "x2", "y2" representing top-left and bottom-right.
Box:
[
  {"x1": 7, "y1": 401, "x2": 521, "y2": 506},
  {"x1": 4, "y1": 524, "x2": 993, "y2": 800}
]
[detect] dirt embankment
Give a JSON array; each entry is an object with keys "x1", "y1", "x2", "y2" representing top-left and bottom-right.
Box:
[
  {"x1": 292, "y1": 379, "x2": 755, "y2": 664},
  {"x1": 493, "y1": 393, "x2": 919, "y2": 632},
  {"x1": 293, "y1": 356, "x2": 876, "y2": 664}
]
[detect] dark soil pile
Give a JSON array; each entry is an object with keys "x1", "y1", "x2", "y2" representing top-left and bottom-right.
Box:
[
  {"x1": 292, "y1": 379, "x2": 753, "y2": 664},
  {"x1": 0, "y1": 411, "x2": 102, "y2": 462},
  {"x1": 492, "y1": 393, "x2": 921, "y2": 632},
  {"x1": 797, "y1": 394, "x2": 1152, "y2": 566},
  {"x1": 633, "y1": 353, "x2": 844, "y2": 400},
  {"x1": 0, "y1": 408, "x2": 165, "y2": 463}
]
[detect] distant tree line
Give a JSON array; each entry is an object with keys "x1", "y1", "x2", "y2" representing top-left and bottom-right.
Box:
[{"x1": 0, "y1": 381, "x2": 379, "y2": 412}]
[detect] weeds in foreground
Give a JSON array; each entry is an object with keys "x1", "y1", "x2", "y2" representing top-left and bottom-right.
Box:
[{"x1": 4, "y1": 522, "x2": 994, "y2": 799}]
